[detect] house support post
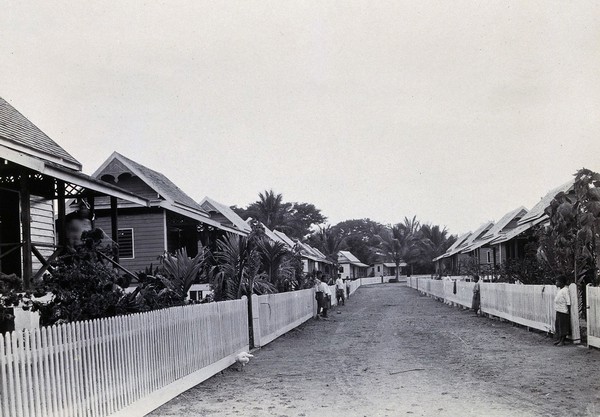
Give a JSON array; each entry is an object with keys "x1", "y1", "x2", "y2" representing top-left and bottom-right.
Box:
[
  {"x1": 20, "y1": 170, "x2": 32, "y2": 289},
  {"x1": 110, "y1": 197, "x2": 119, "y2": 262},
  {"x1": 56, "y1": 181, "x2": 66, "y2": 248},
  {"x1": 88, "y1": 195, "x2": 95, "y2": 228}
]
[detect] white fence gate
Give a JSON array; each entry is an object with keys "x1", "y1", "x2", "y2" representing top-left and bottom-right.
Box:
[{"x1": 587, "y1": 285, "x2": 600, "y2": 349}]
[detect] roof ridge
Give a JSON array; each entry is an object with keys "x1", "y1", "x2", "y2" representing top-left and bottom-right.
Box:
[{"x1": 97, "y1": 152, "x2": 206, "y2": 212}]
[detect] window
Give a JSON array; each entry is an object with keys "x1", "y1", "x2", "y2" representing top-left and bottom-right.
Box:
[
  {"x1": 486, "y1": 251, "x2": 491, "y2": 264},
  {"x1": 118, "y1": 228, "x2": 134, "y2": 259},
  {"x1": 377, "y1": 266, "x2": 380, "y2": 272}
]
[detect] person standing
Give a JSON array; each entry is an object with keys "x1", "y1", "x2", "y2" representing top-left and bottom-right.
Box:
[
  {"x1": 335, "y1": 275, "x2": 345, "y2": 306},
  {"x1": 471, "y1": 276, "x2": 481, "y2": 315},
  {"x1": 346, "y1": 278, "x2": 351, "y2": 299},
  {"x1": 554, "y1": 276, "x2": 571, "y2": 346},
  {"x1": 320, "y1": 279, "x2": 332, "y2": 318},
  {"x1": 314, "y1": 278, "x2": 324, "y2": 317}
]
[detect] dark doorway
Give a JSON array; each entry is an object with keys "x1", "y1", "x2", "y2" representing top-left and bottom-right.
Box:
[{"x1": 0, "y1": 188, "x2": 21, "y2": 277}]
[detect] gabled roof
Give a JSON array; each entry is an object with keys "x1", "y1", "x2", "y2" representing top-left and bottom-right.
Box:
[
  {"x1": 482, "y1": 206, "x2": 528, "y2": 240},
  {"x1": 518, "y1": 180, "x2": 575, "y2": 226},
  {"x1": 0, "y1": 96, "x2": 81, "y2": 170},
  {"x1": 433, "y1": 232, "x2": 471, "y2": 261},
  {"x1": 338, "y1": 250, "x2": 369, "y2": 268},
  {"x1": 459, "y1": 221, "x2": 494, "y2": 253},
  {"x1": 93, "y1": 152, "x2": 205, "y2": 212},
  {"x1": 459, "y1": 206, "x2": 529, "y2": 252},
  {"x1": 273, "y1": 230, "x2": 296, "y2": 248},
  {"x1": 491, "y1": 216, "x2": 546, "y2": 244},
  {"x1": 312, "y1": 248, "x2": 328, "y2": 259},
  {"x1": 296, "y1": 241, "x2": 330, "y2": 263},
  {"x1": 246, "y1": 219, "x2": 288, "y2": 245},
  {"x1": 90, "y1": 154, "x2": 241, "y2": 233},
  {"x1": 378, "y1": 262, "x2": 407, "y2": 268},
  {"x1": 199, "y1": 196, "x2": 252, "y2": 234}
]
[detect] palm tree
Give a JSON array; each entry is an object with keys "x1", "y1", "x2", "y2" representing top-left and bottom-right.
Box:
[
  {"x1": 401, "y1": 216, "x2": 421, "y2": 236},
  {"x1": 246, "y1": 190, "x2": 288, "y2": 231},
  {"x1": 311, "y1": 225, "x2": 346, "y2": 277},
  {"x1": 212, "y1": 233, "x2": 276, "y2": 301},
  {"x1": 256, "y1": 239, "x2": 295, "y2": 291},
  {"x1": 376, "y1": 224, "x2": 421, "y2": 280},
  {"x1": 419, "y1": 224, "x2": 457, "y2": 275}
]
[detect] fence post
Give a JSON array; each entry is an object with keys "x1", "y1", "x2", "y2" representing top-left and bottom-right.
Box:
[
  {"x1": 251, "y1": 295, "x2": 261, "y2": 348},
  {"x1": 569, "y1": 283, "x2": 580, "y2": 344}
]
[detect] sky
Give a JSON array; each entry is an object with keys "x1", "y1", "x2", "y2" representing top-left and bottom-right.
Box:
[{"x1": 1, "y1": 1, "x2": 599, "y2": 235}]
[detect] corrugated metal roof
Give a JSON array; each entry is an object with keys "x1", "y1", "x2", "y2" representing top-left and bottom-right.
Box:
[
  {"x1": 518, "y1": 180, "x2": 575, "y2": 226},
  {"x1": 199, "y1": 196, "x2": 252, "y2": 234},
  {"x1": 433, "y1": 232, "x2": 472, "y2": 261},
  {"x1": 458, "y1": 222, "x2": 494, "y2": 254},
  {"x1": 491, "y1": 216, "x2": 547, "y2": 244},
  {"x1": 273, "y1": 230, "x2": 296, "y2": 248},
  {"x1": 249, "y1": 219, "x2": 288, "y2": 245},
  {"x1": 338, "y1": 250, "x2": 368, "y2": 267},
  {"x1": 481, "y1": 206, "x2": 528, "y2": 240},
  {"x1": 460, "y1": 207, "x2": 529, "y2": 253},
  {"x1": 0, "y1": 96, "x2": 81, "y2": 170}
]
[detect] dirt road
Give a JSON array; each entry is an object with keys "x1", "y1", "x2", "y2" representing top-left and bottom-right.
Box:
[{"x1": 150, "y1": 283, "x2": 600, "y2": 416}]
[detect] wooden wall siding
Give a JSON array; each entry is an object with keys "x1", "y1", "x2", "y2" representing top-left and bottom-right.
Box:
[
  {"x1": 30, "y1": 195, "x2": 55, "y2": 273},
  {"x1": 95, "y1": 210, "x2": 165, "y2": 273}
]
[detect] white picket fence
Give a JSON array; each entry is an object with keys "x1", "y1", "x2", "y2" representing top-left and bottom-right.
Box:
[
  {"x1": 407, "y1": 277, "x2": 580, "y2": 341},
  {"x1": 0, "y1": 300, "x2": 249, "y2": 417},
  {"x1": 251, "y1": 279, "x2": 370, "y2": 347},
  {"x1": 252, "y1": 289, "x2": 315, "y2": 347},
  {"x1": 0, "y1": 278, "x2": 389, "y2": 417}
]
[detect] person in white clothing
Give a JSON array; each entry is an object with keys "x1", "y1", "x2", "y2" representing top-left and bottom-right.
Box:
[
  {"x1": 554, "y1": 276, "x2": 571, "y2": 346},
  {"x1": 335, "y1": 276, "x2": 345, "y2": 306},
  {"x1": 320, "y1": 280, "x2": 332, "y2": 317}
]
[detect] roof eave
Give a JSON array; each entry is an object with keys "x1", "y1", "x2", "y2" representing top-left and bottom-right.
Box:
[{"x1": 0, "y1": 136, "x2": 82, "y2": 171}]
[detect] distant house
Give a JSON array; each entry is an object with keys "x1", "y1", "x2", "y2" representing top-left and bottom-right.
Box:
[
  {"x1": 91, "y1": 152, "x2": 241, "y2": 273},
  {"x1": 338, "y1": 250, "x2": 369, "y2": 279},
  {"x1": 369, "y1": 262, "x2": 406, "y2": 277},
  {"x1": 433, "y1": 179, "x2": 576, "y2": 278},
  {"x1": 0, "y1": 97, "x2": 148, "y2": 287},
  {"x1": 199, "y1": 197, "x2": 252, "y2": 236},
  {"x1": 488, "y1": 181, "x2": 574, "y2": 264},
  {"x1": 296, "y1": 241, "x2": 332, "y2": 275},
  {"x1": 433, "y1": 232, "x2": 472, "y2": 276},
  {"x1": 459, "y1": 207, "x2": 529, "y2": 276},
  {"x1": 272, "y1": 230, "x2": 296, "y2": 249}
]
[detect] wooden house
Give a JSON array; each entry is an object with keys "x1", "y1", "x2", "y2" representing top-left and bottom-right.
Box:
[
  {"x1": 272, "y1": 230, "x2": 296, "y2": 249},
  {"x1": 460, "y1": 207, "x2": 528, "y2": 275},
  {"x1": 338, "y1": 250, "x2": 368, "y2": 279},
  {"x1": 433, "y1": 232, "x2": 472, "y2": 276},
  {"x1": 454, "y1": 222, "x2": 494, "y2": 277},
  {"x1": 369, "y1": 261, "x2": 406, "y2": 277},
  {"x1": 91, "y1": 153, "x2": 242, "y2": 273},
  {"x1": 488, "y1": 181, "x2": 574, "y2": 263},
  {"x1": 0, "y1": 97, "x2": 148, "y2": 288},
  {"x1": 296, "y1": 241, "x2": 332, "y2": 275}
]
